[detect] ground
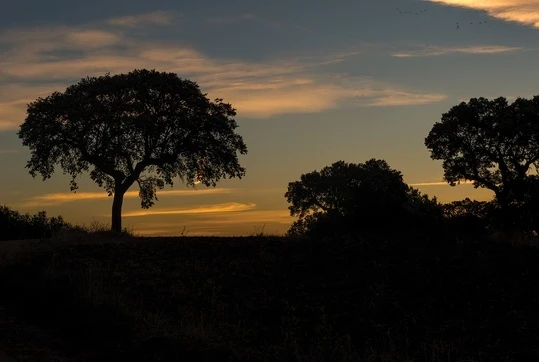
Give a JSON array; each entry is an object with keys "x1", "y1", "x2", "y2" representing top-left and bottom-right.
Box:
[{"x1": 0, "y1": 234, "x2": 538, "y2": 361}]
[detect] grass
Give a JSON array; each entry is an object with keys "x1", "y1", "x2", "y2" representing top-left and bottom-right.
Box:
[{"x1": 0, "y1": 230, "x2": 539, "y2": 361}]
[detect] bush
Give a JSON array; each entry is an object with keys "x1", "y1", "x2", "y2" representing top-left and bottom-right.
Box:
[
  {"x1": 441, "y1": 199, "x2": 494, "y2": 238},
  {"x1": 0, "y1": 205, "x2": 71, "y2": 241}
]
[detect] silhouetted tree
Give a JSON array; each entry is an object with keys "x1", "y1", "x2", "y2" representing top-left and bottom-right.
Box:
[
  {"x1": 425, "y1": 96, "x2": 539, "y2": 231},
  {"x1": 403, "y1": 187, "x2": 445, "y2": 235},
  {"x1": 284, "y1": 159, "x2": 442, "y2": 239},
  {"x1": 18, "y1": 69, "x2": 248, "y2": 233},
  {"x1": 442, "y1": 198, "x2": 492, "y2": 219},
  {"x1": 442, "y1": 198, "x2": 495, "y2": 237}
]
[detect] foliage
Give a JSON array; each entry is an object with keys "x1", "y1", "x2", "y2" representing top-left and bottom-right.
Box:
[
  {"x1": 425, "y1": 96, "x2": 539, "y2": 230},
  {"x1": 18, "y1": 69, "x2": 247, "y2": 233},
  {"x1": 0, "y1": 205, "x2": 69, "y2": 241},
  {"x1": 401, "y1": 187, "x2": 445, "y2": 235},
  {"x1": 500, "y1": 175, "x2": 539, "y2": 233},
  {"x1": 441, "y1": 198, "x2": 495, "y2": 236},
  {"x1": 284, "y1": 159, "x2": 443, "y2": 238}
]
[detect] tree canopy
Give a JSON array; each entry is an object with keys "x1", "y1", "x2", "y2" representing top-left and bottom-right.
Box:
[
  {"x1": 18, "y1": 69, "x2": 248, "y2": 233},
  {"x1": 284, "y1": 159, "x2": 442, "y2": 238},
  {"x1": 425, "y1": 96, "x2": 539, "y2": 230}
]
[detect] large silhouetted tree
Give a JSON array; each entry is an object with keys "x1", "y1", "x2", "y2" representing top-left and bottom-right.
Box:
[
  {"x1": 285, "y1": 159, "x2": 442, "y2": 238},
  {"x1": 18, "y1": 69, "x2": 248, "y2": 233},
  {"x1": 425, "y1": 96, "x2": 539, "y2": 231}
]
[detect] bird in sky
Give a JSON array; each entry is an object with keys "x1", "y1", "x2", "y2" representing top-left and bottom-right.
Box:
[
  {"x1": 396, "y1": 8, "x2": 428, "y2": 15},
  {"x1": 396, "y1": 7, "x2": 488, "y2": 31}
]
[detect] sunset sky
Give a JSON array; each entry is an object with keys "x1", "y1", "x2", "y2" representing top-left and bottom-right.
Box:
[{"x1": 1, "y1": 0, "x2": 538, "y2": 236}]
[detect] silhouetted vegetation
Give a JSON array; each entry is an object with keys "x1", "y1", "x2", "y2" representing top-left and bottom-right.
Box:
[
  {"x1": 0, "y1": 205, "x2": 69, "y2": 241},
  {"x1": 282, "y1": 95, "x2": 539, "y2": 240},
  {"x1": 18, "y1": 69, "x2": 248, "y2": 233},
  {"x1": 441, "y1": 198, "x2": 511, "y2": 240},
  {"x1": 0, "y1": 206, "x2": 139, "y2": 242},
  {"x1": 425, "y1": 96, "x2": 539, "y2": 233},
  {"x1": 285, "y1": 159, "x2": 444, "y2": 240}
]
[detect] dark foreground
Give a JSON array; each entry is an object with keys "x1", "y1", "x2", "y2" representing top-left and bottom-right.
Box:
[{"x1": 0, "y1": 234, "x2": 538, "y2": 361}]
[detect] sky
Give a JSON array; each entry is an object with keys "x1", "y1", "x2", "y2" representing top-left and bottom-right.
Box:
[{"x1": 1, "y1": 0, "x2": 539, "y2": 236}]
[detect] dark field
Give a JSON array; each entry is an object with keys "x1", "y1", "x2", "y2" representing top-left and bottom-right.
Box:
[{"x1": 1, "y1": 235, "x2": 538, "y2": 361}]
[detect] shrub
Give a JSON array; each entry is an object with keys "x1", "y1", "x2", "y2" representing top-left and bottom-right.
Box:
[{"x1": 0, "y1": 205, "x2": 70, "y2": 241}]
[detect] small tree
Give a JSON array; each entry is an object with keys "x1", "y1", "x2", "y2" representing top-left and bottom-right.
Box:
[
  {"x1": 18, "y1": 69, "x2": 248, "y2": 233},
  {"x1": 284, "y1": 159, "x2": 442, "y2": 238}
]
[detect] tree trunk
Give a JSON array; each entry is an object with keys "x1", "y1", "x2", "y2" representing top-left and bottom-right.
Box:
[{"x1": 111, "y1": 188, "x2": 125, "y2": 234}]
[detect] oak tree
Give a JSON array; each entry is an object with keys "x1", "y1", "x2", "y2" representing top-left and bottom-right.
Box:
[
  {"x1": 425, "y1": 96, "x2": 539, "y2": 230},
  {"x1": 284, "y1": 159, "x2": 441, "y2": 238},
  {"x1": 18, "y1": 69, "x2": 248, "y2": 233}
]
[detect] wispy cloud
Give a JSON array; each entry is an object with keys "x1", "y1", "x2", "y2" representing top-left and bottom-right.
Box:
[
  {"x1": 361, "y1": 90, "x2": 447, "y2": 106},
  {"x1": 427, "y1": 0, "x2": 539, "y2": 28},
  {"x1": 107, "y1": 10, "x2": 179, "y2": 27},
  {"x1": 16, "y1": 188, "x2": 235, "y2": 207},
  {"x1": 130, "y1": 208, "x2": 294, "y2": 236},
  {"x1": 0, "y1": 83, "x2": 73, "y2": 130},
  {"x1": 122, "y1": 202, "x2": 256, "y2": 217},
  {"x1": 66, "y1": 30, "x2": 122, "y2": 48},
  {"x1": 0, "y1": 12, "x2": 447, "y2": 129},
  {"x1": 392, "y1": 45, "x2": 523, "y2": 58},
  {"x1": 188, "y1": 209, "x2": 294, "y2": 224},
  {"x1": 0, "y1": 149, "x2": 17, "y2": 154},
  {"x1": 409, "y1": 180, "x2": 474, "y2": 186}
]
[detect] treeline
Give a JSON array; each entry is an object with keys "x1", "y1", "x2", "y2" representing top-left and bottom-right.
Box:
[
  {"x1": 0, "y1": 205, "x2": 70, "y2": 241},
  {"x1": 11, "y1": 68, "x2": 539, "y2": 239},
  {"x1": 285, "y1": 96, "x2": 539, "y2": 241},
  {"x1": 284, "y1": 159, "x2": 536, "y2": 241}
]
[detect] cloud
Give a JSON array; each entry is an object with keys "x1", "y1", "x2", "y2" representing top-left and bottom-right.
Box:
[
  {"x1": 0, "y1": 149, "x2": 17, "y2": 154},
  {"x1": 426, "y1": 0, "x2": 539, "y2": 28},
  {"x1": 129, "y1": 208, "x2": 294, "y2": 236},
  {"x1": 107, "y1": 10, "x2": 179, "y2": 27},
  {"x1": 392, "y1": 45, "x2": 524, "y2": 58},
  {"x1": 223, "y1": 83, "x2": 353, "y2": 117},
  {"x1": 0, "y1": 13, "x2": 447, "y2": 129},
  {"x1": 409, "y1": 180, "x2": 475, "y2": 186},
  {"x1": 16, "y1": 188, "x2": 235, "y2": 208},
  {"x1": 66, "y1": 30, "x2": 122, "y2": 48},
  {"x1": 0, "y1": 27, "x2": 122, "y2": 55},
  {"x1": 122, "y1": 202, "x2": 256, "y2": 217},
  {"x1": 187, "y1": 209, "x2": 294, "y2": 224},
  {"x1": 361, "y1": 90, "x2": 447, "y2": 106},
  {"x1": 0, "y1": 83, "x2": 74, "y2": 130}
]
